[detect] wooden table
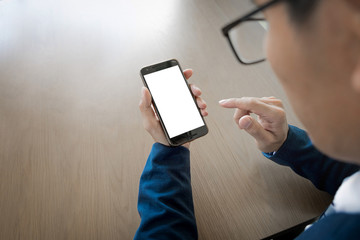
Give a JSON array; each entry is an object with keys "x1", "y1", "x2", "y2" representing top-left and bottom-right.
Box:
[{"x1": 0, "y1": 0, "x2": 331, "y2": 239}]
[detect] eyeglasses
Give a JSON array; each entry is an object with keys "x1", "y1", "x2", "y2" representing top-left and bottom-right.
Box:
[{"x1": 222, "y1": 0, "x2": 284, "y2": 65}]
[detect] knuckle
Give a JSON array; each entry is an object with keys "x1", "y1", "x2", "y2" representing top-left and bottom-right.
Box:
[
  {"x1": 273, "y1": 99, "x2": 283, "y2": 107},
  {"x1": 276, "y1": 108, "x2": 286, "y2": 119},
  {"x1": 238, "y1": 97, "x2": 247, "y2": 105},
  {"x1": 239, "y1": 96, "x2": 247, "y2": 102},
  {"x1": 241, "y1": 96, "x2": 248, "y2": 101},
  {"x1": 246, "y1": 97, "x2": 257, "y2": 105},
  {"x1": 278, "y1": 100, "x2": 284, "y2": 108},
  {"x1": 250, "y1": 98, "x2": 257, "y2": 105}
]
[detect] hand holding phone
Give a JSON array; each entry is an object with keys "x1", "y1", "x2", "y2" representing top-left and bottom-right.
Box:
[{"x1": 139, "y1": 60, "x2": 208, "y2": 147}]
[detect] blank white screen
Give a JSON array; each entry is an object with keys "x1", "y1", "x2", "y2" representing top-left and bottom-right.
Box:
[{"x1": 144, "y1": 65, "x2": 205, "y2": 138}]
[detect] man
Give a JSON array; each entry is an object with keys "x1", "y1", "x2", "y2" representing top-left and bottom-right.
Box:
[{"x1": 136, "y1": 0, "x2": 360, "y2": 239}]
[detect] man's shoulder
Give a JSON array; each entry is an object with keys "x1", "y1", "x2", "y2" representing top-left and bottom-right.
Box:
[{"x1": 296, "y1": 213, "x2": 360, "y2": 239}]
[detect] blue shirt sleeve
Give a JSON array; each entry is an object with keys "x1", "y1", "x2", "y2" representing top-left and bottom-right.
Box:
[
  {"x1": 134, "y1": 143, "x2": 198, "y2": 240},
  {"x1": 263, "y1": 125, "x2": 360, "y2": 195},
  {"x1": 296, "y1": 213, "x2": 360, "y2": 240}
]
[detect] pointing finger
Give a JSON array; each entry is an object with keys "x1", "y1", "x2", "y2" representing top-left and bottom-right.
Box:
[{"x1": 219, "y1": 97, "x2": 276, "y2": 117}]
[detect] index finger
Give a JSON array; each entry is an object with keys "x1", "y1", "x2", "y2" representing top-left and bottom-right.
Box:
[{"x1": 219, "y1": 97, "x2": 276, "y2": 117}]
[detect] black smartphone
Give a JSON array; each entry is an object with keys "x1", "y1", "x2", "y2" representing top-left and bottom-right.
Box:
[{"x1": 140, "y1": 59, "x2": 208, "y2": 146}]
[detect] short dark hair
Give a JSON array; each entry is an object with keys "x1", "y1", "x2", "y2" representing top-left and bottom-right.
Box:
[{"x1": 286, "y1": 0, "x2": 321, "y2": 24}]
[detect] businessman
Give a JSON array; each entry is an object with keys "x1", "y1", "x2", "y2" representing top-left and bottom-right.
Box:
[{"x1": 136, "y1": 0, "x2": 360, "y2": 239}]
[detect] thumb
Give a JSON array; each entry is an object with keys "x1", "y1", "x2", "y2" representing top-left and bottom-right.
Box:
[
  {"x1": 238, "y1": 115, "x2": 272, "y2": 143},
  {"x1": 139, "y1": 87, "x2": 155, "y2": 119}
]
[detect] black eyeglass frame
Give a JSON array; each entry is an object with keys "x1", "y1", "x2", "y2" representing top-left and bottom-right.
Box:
[{"x1": 222, "y1": 0, "x2": 284, "y2": 65}]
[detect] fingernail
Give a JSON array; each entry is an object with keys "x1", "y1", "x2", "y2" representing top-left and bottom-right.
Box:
[
  {"x1": 219, "y1": 99, "x2": 228, "y2": 104},
  {"x1": 242, "y1": 118, "x2": 252, "y2": 129}
]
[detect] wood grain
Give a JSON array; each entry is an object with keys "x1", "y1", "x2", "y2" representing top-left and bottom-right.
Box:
[{"x1": 0, "y1": 0, "x2": 331, "y2": 239}]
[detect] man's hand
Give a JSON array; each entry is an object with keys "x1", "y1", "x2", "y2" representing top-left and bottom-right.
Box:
[
  {"x1": 139, "y1": 69, "x2": 208, "y2": 149},
  {"x1": 219, "y1": 97, "x2": 289, "y2": 153}
]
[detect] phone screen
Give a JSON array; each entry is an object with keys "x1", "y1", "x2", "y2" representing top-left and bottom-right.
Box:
[{"x1": 143, "y1": 65, "x2": 205, "y2": 138}]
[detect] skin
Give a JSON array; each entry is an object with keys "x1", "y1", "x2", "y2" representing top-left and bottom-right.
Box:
[
  {"x1": 220, "y1": 0, "x2": 360, "y2": 165},
  {"x1": 140, "y1": 0, "x2": 360, "y2": 165},
  {"x1": 139, "y1": 69, "x2": 208, "y2": 149}
]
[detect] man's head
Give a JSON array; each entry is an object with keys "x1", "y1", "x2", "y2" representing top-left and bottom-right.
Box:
[{"x1": 263, "y1": 0, "x2": 360, "y2": 164}]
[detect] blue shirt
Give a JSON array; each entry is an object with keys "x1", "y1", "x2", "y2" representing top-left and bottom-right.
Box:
[{"x1": 134, "y1": 125, "x2": 360, "y2": 239}]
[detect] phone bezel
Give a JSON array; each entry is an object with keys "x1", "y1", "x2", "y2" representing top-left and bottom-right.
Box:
[{"x1": 140, "y1": 59, "x2": 208, "y2": 146}]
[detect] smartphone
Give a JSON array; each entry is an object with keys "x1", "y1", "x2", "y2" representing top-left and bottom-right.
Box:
[{"x1": 140, "y1": 59, "x2": 208, "y2": 146}]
